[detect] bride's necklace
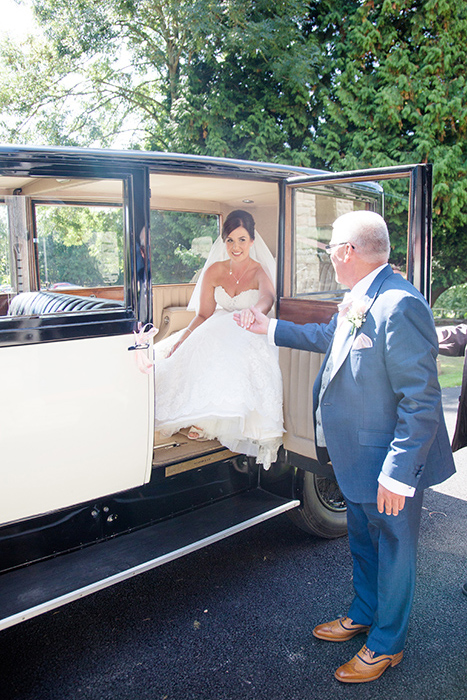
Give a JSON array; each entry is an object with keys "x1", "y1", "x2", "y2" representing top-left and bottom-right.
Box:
[{"x1": 229, "y1": 258, "x2": 251, "y2": 285}]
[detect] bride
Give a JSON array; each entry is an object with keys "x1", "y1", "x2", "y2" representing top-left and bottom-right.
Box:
[{"x1": 154, "y1": 210, "x2": 283, "y2": 470}]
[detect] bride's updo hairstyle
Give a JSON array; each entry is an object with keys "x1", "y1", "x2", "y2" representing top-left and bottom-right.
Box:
[{"x1": 222, "y1": 210, "x2": 255, "y2": 242}]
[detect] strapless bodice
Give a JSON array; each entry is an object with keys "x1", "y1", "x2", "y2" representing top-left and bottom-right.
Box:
[{"x1": 214, "y1": 286, "x2": 260, "y2": 312}]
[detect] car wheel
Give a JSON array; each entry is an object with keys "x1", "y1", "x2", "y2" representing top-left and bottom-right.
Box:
[{"x1": 288, "y1": 470, "x2": 347, "y2": 539}]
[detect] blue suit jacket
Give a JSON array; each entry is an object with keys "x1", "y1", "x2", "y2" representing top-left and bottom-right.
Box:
[{"x1": 275, "y1": 265, "x2": 455, "y2": 502}]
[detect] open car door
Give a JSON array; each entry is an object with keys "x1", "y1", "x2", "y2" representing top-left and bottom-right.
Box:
[
  {"x1": 0, "y1": 166, "x2": 154, "y2": 528},
  {"x1": 278, "y1": 163, "x2": 432, "y2": 472}
]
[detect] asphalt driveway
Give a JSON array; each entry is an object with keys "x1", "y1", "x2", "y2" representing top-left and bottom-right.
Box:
[{"x1": 0, "y1": 388, "x2": 466, "y2": 700}]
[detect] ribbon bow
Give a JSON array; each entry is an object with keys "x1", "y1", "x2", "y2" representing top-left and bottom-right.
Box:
[{"x1": 130, "y1": 322, "x2": 158, "y2": 374}]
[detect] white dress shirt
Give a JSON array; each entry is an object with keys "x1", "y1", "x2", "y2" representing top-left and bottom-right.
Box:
[{"x1": 268, "y1": 266, "x2": 415, "y2": 498}]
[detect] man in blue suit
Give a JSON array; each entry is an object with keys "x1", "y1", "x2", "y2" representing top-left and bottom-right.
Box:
[{"x1": 235, "y1": 211, "x2": 455, "y2": 683}]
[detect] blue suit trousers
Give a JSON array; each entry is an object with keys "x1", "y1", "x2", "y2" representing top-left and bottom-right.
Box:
[{"x1": 346, "y1": 490, "x2": 424, "y2": 654}]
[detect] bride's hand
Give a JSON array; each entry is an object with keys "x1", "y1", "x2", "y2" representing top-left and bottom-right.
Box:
[
  {"x1": 234, "y1": 306, "x2": 269, "y2": 335},
  {"x1": 167, "y1": 333, "x2": 188, "y2": 356},
  {"x1": 234, "y1": 307, "x2": 256, "y2": 330},
  {"x1": 167, "y1": 339, "x2": 182, "y2": 357}
]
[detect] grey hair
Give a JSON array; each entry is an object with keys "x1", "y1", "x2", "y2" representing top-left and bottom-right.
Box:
[{"x1": 332, "y1": 211, "x2": 390, "y2": 264}]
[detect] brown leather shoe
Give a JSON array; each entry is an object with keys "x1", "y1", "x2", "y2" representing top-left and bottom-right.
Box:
[
  {"x1": 334, "y1": 644, "x2": 404, "y2": 683},
  {"x1": 312, "y1": 616, "x2": 370, "y2": 642}
]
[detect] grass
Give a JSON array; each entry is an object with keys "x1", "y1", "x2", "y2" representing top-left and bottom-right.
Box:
[{"x1": 437, "y1": 354, "x2": 464, "y2": 389}]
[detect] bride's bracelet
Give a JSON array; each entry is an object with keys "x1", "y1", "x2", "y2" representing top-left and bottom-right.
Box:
[{"x1": 186, "y1": 328, "x2": 192, "y2": 334}]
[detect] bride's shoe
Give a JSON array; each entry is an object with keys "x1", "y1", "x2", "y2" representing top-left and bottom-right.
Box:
[{"x1": 187, "y1": 426, "x2": 209, "y2": 441}]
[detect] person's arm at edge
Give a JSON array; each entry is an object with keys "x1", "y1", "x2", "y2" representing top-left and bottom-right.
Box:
[{"x1": 437, "y1": 323, "x2": 467, "y2": 357}]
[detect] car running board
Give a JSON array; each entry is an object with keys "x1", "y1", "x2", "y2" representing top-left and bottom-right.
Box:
[{"x1": 0, "y1": 489, "x2": 299, "y2": 631}]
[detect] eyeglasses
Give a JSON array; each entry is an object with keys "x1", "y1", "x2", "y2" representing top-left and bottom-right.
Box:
[{"x1": 324, "y1": 242, "x2": 355, "y2": 254}]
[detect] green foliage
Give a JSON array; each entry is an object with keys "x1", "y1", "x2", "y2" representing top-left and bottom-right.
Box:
[
  {"x1": 150, "y1": 210, "x2": 218, "y2": 283},
  {"x1": 169, "y1": 0, "x2": 324, "y2": 163},
  {"x1": 35, "y1": 204, "x2": 124, "y2": 287},
  {"x1": 0, "y1": 0, "x2": 230, "y2": 148},
  {"x1": 310, "y1": 0, "x2": 467, "y2": 298},
  {"x1": 0, "y1": 0, "x2": 466, "y2": 298},
  {"x1": 437, "y1": 354, "x2": 464, "y2": 388},
  {"x1": 433, "y1": 283, "x2": 467, "y2": 320},
  {"x1": 0, "y1": 0, "x2": 327, "y2": 158}
]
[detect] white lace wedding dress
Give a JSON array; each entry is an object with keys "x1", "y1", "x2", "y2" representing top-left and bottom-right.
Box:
[{"x1": 154, "y1": 286, "x2": 283, "y2": 469}]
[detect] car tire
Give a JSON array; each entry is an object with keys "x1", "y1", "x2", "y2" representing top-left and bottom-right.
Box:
[{"x1": 288, "y1": 470, "x2": 347, "y2": 539}]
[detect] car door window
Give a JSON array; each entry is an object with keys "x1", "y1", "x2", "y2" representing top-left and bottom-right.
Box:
[{"x1": 0, "y1": 175, "x2": 130, "y2": 323}]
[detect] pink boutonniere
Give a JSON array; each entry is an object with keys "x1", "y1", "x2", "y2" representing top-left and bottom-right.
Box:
[{"x1": 346, "y1": 301, "x2": 367, "y2": 335}]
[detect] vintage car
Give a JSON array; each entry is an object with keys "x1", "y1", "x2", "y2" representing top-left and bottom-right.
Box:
[{"x1": 0, "y1": 145, "x2": 432, "y2": 630}]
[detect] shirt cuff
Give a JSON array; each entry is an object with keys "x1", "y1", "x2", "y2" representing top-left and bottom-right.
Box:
[
  {"x1": 378, "y1": 472, "x2": 415, "y2": 497},
  {"x1": 268, "y1": 318, "x2": 278, "y2": 346}
]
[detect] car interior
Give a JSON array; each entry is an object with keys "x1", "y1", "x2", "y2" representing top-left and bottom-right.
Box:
[{"x1": 0, "y1": 169, "x2": 378, "y2": 470}]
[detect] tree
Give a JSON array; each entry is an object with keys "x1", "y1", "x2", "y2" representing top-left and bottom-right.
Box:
[
  {"x1": 0, "y1": 0, "x2": 231, "y2": 148},
  {"x1": 1, "y1": 0, "x2": 466, "y2": 299},
  {"x1": 0, "y1": 0, "x2": 328, "y2": 160},
  {"x1": 169, "y1": 0, "x2": 326, "y2": 165},
  {"x1": 150, "y1": 210, "x2": 218, "y2": 284},
  {"x1": 35, "y1": 204, "x2": 125, "y2": 286},
  {"x1": 0, "y1": 23, "x2": 131, "y2": 146},
  {"x1": 311, "y1": 0, "x2": 467, "y2": 300}
]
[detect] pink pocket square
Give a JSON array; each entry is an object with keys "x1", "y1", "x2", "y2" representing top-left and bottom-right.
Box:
[{"x1": 353, "y1": 333, "x2": 373, "y2": 349}]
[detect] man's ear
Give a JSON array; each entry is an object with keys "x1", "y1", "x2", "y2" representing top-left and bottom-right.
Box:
[{"x1": 343, "y1": 243, "x2": 354, "y2": 262}]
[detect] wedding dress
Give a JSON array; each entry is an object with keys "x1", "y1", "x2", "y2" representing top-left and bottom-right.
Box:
[{"x1": 154, "y1": 285, "x2": 283, "y2": 469}]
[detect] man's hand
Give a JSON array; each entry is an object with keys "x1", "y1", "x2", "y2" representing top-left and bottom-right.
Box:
[
  {"x1": 233, "y1": 306, "x2": 270, "y2": 335},
  {"x1": 377, "y1": 484, "x2": 406, "y2": 516}
]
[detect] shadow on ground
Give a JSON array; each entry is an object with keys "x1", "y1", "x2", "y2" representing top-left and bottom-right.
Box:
[{"x1": 0, "y1": 483, "x2": 466, "y2": 700}]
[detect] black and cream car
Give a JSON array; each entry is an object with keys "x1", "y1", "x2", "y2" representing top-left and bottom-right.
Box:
[{"x1": 0, "y1": 145, "x2": 431, "y2": 630}]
